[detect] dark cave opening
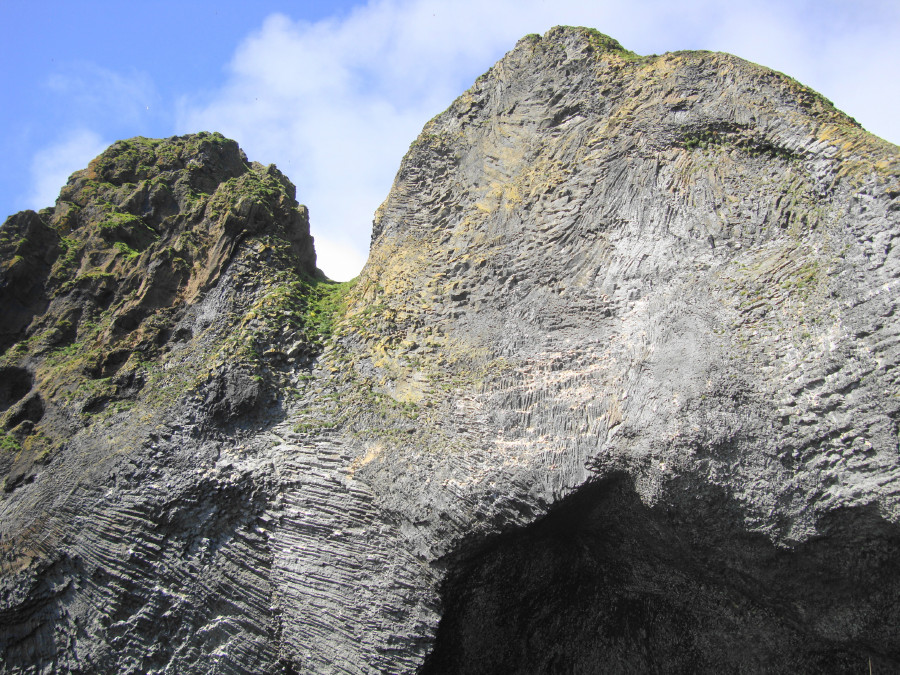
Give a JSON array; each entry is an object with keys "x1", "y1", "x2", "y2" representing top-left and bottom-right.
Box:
[{"x1": 421, "y1": 474, "x2": 900, "y2": 674}]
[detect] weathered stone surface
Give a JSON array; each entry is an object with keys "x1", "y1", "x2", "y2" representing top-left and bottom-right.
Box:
[{"x1": 2, "y1": 26, "x2": 900, "y2": 673}]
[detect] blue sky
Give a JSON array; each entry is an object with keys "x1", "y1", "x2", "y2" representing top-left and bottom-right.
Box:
[{"x1": 2, "y1": 0, "x2": 899, "y2": 280}]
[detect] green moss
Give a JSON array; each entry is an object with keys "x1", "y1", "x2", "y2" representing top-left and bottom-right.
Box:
[
  {"x1": 220, "y1": 274, "x2": 356, "y2": 364},
  {"x1": 170, "y1": 230, "x2": 201, "y2": 263},
  {"x1": 305, "y1": 279, "x2": 357, "y2": 345},
  {"x1": 70, "y1": 376, "x2": 116, "y2": 407},
  {"x1": 580, "y1": 27, "x2": 632, "y2": 56},
  {"x1": 0, "y1": 431, "x2": 21, "y2": 453},
  {"x1": 57, "y1": 236, "x2": 79, "y2": 266},
  {"x1": 39, "y1": 317, "x2": 107, "y2": 381},
  {"x1": 98, "y1": 212, "x2": 142, "y2": 230},
  {"x1": 77, "y1": 270, "x2": 116, "y2": 282},
  {"x1": 113, "y1": 241, "x2": 140, "y2": 260},
  {"x1": 206, "y1": 168, "x2": 285, "y2": 221}
]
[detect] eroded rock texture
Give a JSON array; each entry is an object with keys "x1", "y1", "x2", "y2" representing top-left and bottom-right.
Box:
[{"x1": 2, "y1": 26, "x2": 900, "y2": 674}]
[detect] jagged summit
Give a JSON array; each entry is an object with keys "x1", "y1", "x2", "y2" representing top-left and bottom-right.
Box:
[
  {"x1": 2, "y1": 132, "x2": 316, "y2": 349},
  {"x1": 0, "y1": 132, "x2": 324, "y2": 492},
  {"x1": 2, "y1": 27, "x2": 900, "y2": 674},
  {"x1": 534, "y1": 25, "x2": 635, "y2": 55}
]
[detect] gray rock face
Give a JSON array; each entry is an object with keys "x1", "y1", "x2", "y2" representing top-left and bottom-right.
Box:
[{"x1": 2, "y1": 26, "x2": 900, "y2": 673}]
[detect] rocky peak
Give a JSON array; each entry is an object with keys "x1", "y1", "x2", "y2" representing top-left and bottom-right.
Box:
[
  {"x1": 1, "y1": 132, "x2": 315, "y2": 346},
  {"x1": 0, "y1": 132, "x2": 320, "y2": 492}
]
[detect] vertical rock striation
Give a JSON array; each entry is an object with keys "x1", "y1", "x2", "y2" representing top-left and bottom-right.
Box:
[{"x1": 1, "y1": 26, "x2": 900, "y2": 673}]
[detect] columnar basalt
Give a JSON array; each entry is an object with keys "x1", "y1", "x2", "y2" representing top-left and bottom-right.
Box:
[{"x1": 1, "y1": 26, "x2": 899, "y2": 674}]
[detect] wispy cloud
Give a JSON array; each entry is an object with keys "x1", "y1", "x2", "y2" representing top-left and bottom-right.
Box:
[
  {"x1": 177, "y1": 0, "x2": 898, "y2": 280},
  {"x1": 22, "y1": 62, "x2": 161, "y2": 215},
  {"x1": 28, "y1": 129, "x2": 108, "y2": 211},
  {"x1": 46, "y1": 62, "x2": 160, "y2": 128}
]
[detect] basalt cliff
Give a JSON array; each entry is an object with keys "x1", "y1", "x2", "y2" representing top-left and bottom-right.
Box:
[{"x1": 2, "y1": 26, "x2": 900, "y2": 674}]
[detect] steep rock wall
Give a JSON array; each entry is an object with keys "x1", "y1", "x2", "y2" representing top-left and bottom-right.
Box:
[{"x1": 339, "y1": 26, "x2": 900, "y2": 671}]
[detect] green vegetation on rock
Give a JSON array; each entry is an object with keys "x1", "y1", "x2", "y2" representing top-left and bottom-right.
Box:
[{"x1": 0, "y1": 431, "x2": 21, "y2": 453}]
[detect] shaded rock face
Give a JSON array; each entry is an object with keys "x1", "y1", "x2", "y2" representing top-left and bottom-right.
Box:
[
  {"x1": 423, "y1": 476, "x2": 899, "y2": 674},
  {"x1": 2, "y1": 26, "x2": 900, "y2": 674}
]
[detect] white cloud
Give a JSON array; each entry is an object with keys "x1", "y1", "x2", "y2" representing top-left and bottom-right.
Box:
[
  {"x1": 28, "y1": 129, "x2": 108, "y2": 211},
  {"x1": 178, "y1": 0, "x2": 900, "y2": 281},
  {"x1": 699, "y1": 0, "x2": 900, "y2": 144}
]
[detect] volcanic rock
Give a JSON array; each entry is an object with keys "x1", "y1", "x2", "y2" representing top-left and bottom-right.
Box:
[{"x1": 2, "y1": 26, "x2": 900, "y2": 674}]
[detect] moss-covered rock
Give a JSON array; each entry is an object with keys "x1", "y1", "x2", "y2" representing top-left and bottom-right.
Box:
[{"x1": 0, "y1": 132, "x2": 319, "y2": 482}]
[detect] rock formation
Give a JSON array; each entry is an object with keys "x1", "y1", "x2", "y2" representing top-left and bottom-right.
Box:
[{"x1": 2, "y1": 26, "x2": 899, "y2": 673}]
